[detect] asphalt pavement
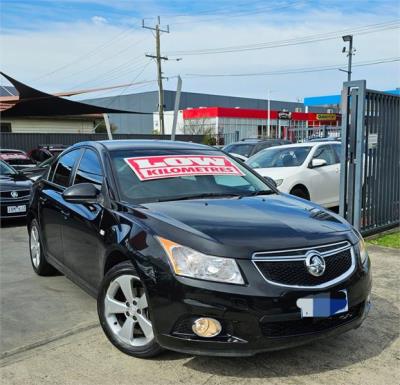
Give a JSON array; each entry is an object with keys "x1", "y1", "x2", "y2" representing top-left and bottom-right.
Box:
[{"x1": 0, "y1": 222, "x2": 399, "y2": 385}]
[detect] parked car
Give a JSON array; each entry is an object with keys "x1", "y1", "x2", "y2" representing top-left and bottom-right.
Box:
[
  {"x1": 28, "y1": 144, "x2": 67, "y2": 163},
  {"x1": 19, "y1": 157, "x2": 54, "y2": 181},
  {"x1": 246, "y1": 141, "x2": 341, "y2": 208},
  {"x1": 307, "y1": 136, "x2": 341, "y2": 142},
  {"x1": 0, "y1": 160, "x2": 32, "y2": 219},
  {"x1": 223, "y1": 138, "x2": 291, "y2": 161},
  {"x1": 0, "y1": 149, "x2": 37, "y2": 171},
  {"x1": 27, "y1": 140, "x2": 370, "y2": 358}
]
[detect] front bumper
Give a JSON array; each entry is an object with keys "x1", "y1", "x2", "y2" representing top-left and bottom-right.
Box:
[
  {"x1": 0, "y1": 198, "x2": 30, "y2": 219},
  {"x1": 147, "y1": 257, "x2": 372, "y2": 357}
]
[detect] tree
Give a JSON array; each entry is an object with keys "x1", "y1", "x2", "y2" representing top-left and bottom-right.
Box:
[{"x1": 94, "y1": 120, "x2": 118, "y2": 133}]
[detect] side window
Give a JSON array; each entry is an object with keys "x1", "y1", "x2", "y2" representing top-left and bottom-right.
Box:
[
  {"x1": 52, "y1": 150, "x2": 81, "y2": 187},
  {"x1": 73, "y1": 149, "x2": 103, "y2": 188},
  {"x1": 313, "y1": 145, "x2": 336, "y2": 166},
  {"x1": 332, "y1": 144, "x2": 342, "y2": 163}
]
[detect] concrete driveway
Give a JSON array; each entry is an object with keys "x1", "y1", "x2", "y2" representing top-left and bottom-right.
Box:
[{"x1": 0, "y1": 222, "x2": 399, "y2": 385}]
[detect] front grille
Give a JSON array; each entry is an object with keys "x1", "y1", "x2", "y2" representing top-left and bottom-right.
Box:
[
  {"x1": 0, "y1": 190, "x2": 30, "y2": 199},
  {"x1": 253, "y1": 242, "x2": 355, "y2": 288},
  {"x1": 261, "y1": 303, "x2": 363, "y2": 338}
]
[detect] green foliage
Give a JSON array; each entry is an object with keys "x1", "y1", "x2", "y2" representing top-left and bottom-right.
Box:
[
  {"x1": 202, "y1": 133, "x2": 216, "y2": 145},
  {"x1": 368, "y1": 231, "x2": 400, "y2": 249},
  {"x1": 95, "y1": 121, "x2": 118, "y2": 133}
]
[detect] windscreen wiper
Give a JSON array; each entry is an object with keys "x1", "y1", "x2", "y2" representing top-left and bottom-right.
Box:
[
  {"x1": 156, "y1": 193, "x2": 242, "y2": 202},
  {"x1": 247, "y1": 190, "x2": 276, "y2": 196}
]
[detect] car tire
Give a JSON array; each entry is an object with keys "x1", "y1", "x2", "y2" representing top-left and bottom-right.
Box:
[
  {"x1": 29, "y1": 219, "x2": 58, "y2": 276},
  {"x1": 97, "y1": 261, "x2": 163, "y2": 358},
  {"x1": 290, "y1": 186, "x2": 310, "y2": 200}
]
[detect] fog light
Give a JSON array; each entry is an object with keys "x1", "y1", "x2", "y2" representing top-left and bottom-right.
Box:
[{"x1": 192, "y1": 317, "x2": 222, "y2": 338}]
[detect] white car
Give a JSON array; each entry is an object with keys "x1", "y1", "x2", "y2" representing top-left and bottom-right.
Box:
[{"x1": 246, "y1": 141, "x2": 342, "y2": 208}]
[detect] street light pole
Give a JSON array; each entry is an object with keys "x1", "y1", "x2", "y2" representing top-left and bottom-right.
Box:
[{"x1": 342, "y1": 35, "x2": 354, "y2": 82}]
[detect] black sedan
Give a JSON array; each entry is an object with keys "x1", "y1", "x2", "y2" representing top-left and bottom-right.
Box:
[
  {"x1": 0, "y1": 160, "x2": 32, "y2": 219},
  {"x1": 27, "y1": 140, "x2": 371, "y2": 358}
]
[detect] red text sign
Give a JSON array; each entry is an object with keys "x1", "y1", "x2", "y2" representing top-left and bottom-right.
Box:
[
  {"x1": 124, "y1": 155, "x2": 244, "y2": 181},
  {"x1": 0, "y1": 153, "x2": 29, "y2": 160}
]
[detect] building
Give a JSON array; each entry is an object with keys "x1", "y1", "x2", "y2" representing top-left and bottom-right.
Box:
[
  {"x1": 304, "y1": 88, "x2": 400, "y2": 110},
  {"x1": 0, "y1": 85, "x2": 101, "y2": 134},
  {"x1": 0, "y1": 116, "x2": 98, "y2": 134},
  {"x1": 179, "y1": 107, "x2": 340, "y2": 144},
  {"x1": 85, "y1": 90, "x2": 329, "y2": 134}
]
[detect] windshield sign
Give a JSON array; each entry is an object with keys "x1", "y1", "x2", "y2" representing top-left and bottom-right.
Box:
[{"x1": 124, "y1": 155, "x2": 245, "y2": 181}]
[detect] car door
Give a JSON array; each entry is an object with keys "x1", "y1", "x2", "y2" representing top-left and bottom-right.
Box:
[
  {"x1": 60, "y1": 148, "x2": 105, "y2": 290},
  {"x1": 39, "y1": 149, "x2": 82, "y2": 263},
  {"x1": 308, "y1": 144, "x2": 339, "y2": 207}
]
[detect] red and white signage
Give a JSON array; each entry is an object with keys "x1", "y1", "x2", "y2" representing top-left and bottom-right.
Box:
[
  {"x1": 124, "y1": 155, "x2": 244, "y2": 181},
  {"x1": 0, "y1": 153, "x2": 29, "y2": 160}
]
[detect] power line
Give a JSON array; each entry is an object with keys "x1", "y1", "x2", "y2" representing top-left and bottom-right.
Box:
[
  {"x1": 184, "y1": 57, "x2": 400, "y2": 78},
  {"x1": 31, "y1": 23, "x2": 142, "y2": 81},
  {"x1": 167, "y1": 0, "x2": 303, "y2": 25},
  {"x1": 66, "y1": 56, "x2": 150, "y2": 89},
  {"x1": 100, "y1": 60, "x2": 155, "y2": 107},
  {"x1": 167, "y1": 20, "x2": 400, "y2": 55},
  {"x1": 52, "y1": 36, "x2": 151, "y2": 84}
]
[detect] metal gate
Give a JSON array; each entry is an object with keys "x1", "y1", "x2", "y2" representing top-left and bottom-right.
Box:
[{"x1": 339, "y1": 80, "x2": 400, "y2": 235}]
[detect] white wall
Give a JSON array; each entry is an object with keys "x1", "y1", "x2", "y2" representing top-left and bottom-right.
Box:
[
  {"x1": 153, "y1": 110, "x2": 184, "y2": 134},
  {"x1": 5, "y1": 118, "x2": 94, "y2": 133}
]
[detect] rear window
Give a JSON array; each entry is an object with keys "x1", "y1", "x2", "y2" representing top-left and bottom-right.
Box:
[{"x1": 222, "y1": 143, "x2": 256, "y2": 158}]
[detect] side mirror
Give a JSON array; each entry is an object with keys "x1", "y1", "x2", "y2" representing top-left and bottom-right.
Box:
[
  {"x1": 264, "y1": 176, "x2": 277, "y2": 188},
  {"x1": 62, "y1": 183, "x2": 99, "y2": 203},
  {"x1": 310, "y1": 158, "x2": 327, "y2": 168}
]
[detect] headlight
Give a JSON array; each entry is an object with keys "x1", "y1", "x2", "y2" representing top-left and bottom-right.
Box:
[
  {"x1": 157, "y1": 237, "x2": 244, "y2": 285},
  {"x1": 275, "y1": 179, "x2": 284, "y2": 187},
  {"x1": 358, "y1": 237, "x2": 368, "y2": 264}
]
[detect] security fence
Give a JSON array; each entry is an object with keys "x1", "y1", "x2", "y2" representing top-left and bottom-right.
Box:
[
  {"x1": 0, "y1": 133, "x2": 204, "y2": 152},
  {"x1": 339, "y1": 80, "x2": 400, "y2": 235}
]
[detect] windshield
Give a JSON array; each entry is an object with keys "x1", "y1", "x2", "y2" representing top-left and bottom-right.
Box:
[
  {"x1": 0, "y1": 160, "x2": 16, "y2": 175},
  {"x1": 246, "y1": 146, "x2": 312, "y2": 168},
  {"x1": 110, "y1": 149, "x2": 273, "y2": 204},
  {"x1": 222, "y1": 143, "x2": 256, "y2": 158}
]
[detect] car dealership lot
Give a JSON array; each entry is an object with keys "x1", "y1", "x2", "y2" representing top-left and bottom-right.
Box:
[{"x1": 1, "y1": 223, "x2": 399, "y2": 385}]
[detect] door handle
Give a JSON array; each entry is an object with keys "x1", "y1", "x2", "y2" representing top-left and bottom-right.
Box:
[{"x1": 60, "y1": 210, "x2": 70, "y2": 218}]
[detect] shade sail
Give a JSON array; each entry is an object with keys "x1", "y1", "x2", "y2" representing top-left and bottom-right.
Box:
[{"x1": 0, "y1": 72, "x2": 150, "y2": 117}]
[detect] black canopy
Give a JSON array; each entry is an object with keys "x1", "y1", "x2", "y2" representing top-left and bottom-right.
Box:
[{"x1": 0, "y1": 72, "x2": 149, "y2": 117}]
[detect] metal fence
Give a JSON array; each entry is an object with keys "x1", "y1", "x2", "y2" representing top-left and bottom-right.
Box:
[
  {"x1": 339, "y1": 80, "x2": 400, "y2": 235},
  {"x1": 0, "y1": 133, "x2": 204, "y2": 152},
  {"x1": 288, "y1": 126, "x2": 341, "y2": 143}
]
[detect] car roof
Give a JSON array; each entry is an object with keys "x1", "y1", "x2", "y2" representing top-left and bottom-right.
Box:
[
  {"x1": 0, "y1": 149, "x2": 26, "y2": 153},
  {"x1": 226, "y1": 139, "x2": 286, "y2": 145},
  {"x1": 70, "y1": 140, "x2": 214, "y2": 152},
  {"x1": 266, "y1": 141, "x2": 341, "y2": 150}
]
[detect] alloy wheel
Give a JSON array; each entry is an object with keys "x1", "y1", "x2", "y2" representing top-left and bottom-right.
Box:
[
  {"x1": 30, "y1": 225, "x2": 41, "y2": 268},
  {"x1": 104, "y1": 274, "x2": 153, "y2": 347}
]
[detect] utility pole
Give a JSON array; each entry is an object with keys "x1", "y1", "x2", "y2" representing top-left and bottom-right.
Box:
[
  {"x1": 341, "y1": 35, "x2": 355, "y2": 81},
  {"x1": 143, "y1": 16, "x2": 169, "y2": 135}
]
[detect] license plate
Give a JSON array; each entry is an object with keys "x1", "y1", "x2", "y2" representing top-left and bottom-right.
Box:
[
  {"x1": 296, "y1": 290, "x2": 348, "y2": 318},
  {"x1": 7, "y1": 205, "x2": 27, "y2": 214}
]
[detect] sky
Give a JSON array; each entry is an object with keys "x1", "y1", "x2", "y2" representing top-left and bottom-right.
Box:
[{"x1": 0, "y1": 0, "x2": 399, "y2": 103}]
